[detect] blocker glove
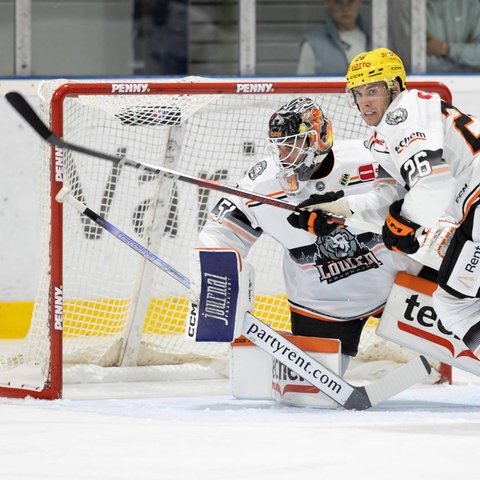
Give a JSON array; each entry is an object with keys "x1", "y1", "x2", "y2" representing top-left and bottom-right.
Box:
[
  {"x1": 287, "y1": 191, "x2": 345, "y2": 236},
  {"x1": 382, "y1": 200, "x2": 423, "y2": 254}
]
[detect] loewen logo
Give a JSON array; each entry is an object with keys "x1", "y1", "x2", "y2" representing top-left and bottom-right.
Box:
[
  {"x1": 236, "y1": 83, "x2": 274, "y2": 93},
  {"x1": 111, "y1": 83, "x2": 149, "y2": 93}
]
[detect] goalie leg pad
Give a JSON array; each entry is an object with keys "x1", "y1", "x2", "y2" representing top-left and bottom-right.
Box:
[
  {"x1": 271, "y1": 335, "x2": 341, "y2": 408},
  {"x1": 187, "y1": 248, "x2": 254, "y2": 342},
  {"x1": 230, "y1": 337, "x2": 273, "y2": 400},
  {"x1": 230, "y1": 334, "x2": 341, "y2": 408},
  {"x1": 377, "y1": 272, "x2": 480, "y2": 377}
]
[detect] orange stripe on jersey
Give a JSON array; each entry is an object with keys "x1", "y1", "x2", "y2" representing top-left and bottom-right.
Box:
[
  {"x1": 373, "y1": 177, "x2": 397, "y2": 187},
  {"x1": 431, "y1": 165, "x2": 452, "y2": 175}
]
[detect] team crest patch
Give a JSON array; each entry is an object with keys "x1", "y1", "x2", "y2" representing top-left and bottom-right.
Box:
[
  {"x1": 314, "y1": 228, "x2": 383, "y2": 283},
  {"x1": 386, "y1": 108, "x2": 408, "y2": 125},
  {"x1": 315, "y1": 181, "x2": 326, "y2": 191},
  {"x1": 248, "y1": 160, "x2": 267, "y2": 180}
]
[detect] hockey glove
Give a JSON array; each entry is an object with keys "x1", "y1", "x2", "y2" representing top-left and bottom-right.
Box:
[
  {"x1": 287, "y1": 209, "x2": 338, "y2": 236},
  {"x1": 382, "y1": 200, "x2": 423, "y2": 254},
  {"x1": 296, "y1": 191, "x2": 350, "y2": 215},
  {"x1": 287, "y1": 191, "x2": 346, "y2": 236}
]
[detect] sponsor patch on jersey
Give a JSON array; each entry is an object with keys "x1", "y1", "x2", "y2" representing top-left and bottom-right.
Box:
[
  {"x1": 358, "y1": 164, "x2": 376, "y2": 181},
  {"x1": 386, "y1": 108, "x2": 408, "y2": 125},
  {"x1": 247, "y1": 160, "x2": 267, "y2": 180},
  {"x1": 369, "y1": 133, "x2": 389, "y2": 154},
  {"x1": 394, "y1": 132, "x2": 427, "y2": 154},
  {"x1": 340, "y1": 173, "x2": 350, "y2": 186}
]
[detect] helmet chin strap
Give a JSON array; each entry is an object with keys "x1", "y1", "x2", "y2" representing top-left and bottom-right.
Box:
[{"x1": 388, "y1": 77, "x2": 403, "y2": 102}]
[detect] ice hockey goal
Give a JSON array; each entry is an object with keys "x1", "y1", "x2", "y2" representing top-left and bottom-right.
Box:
[{"x1": 0, "y1": 78, "x2": 452, "y2": 399}]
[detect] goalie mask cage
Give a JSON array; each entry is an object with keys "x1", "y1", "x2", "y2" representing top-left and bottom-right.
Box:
[{"x1": 0, "y1": 78, "x2": 452, "y2": 399}]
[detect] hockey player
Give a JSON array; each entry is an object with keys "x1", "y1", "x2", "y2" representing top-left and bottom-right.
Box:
[
  {"x1": 189, "y1": 97, "x2": 422, "y2": 372},
  {"x1": 289, "y1": 48, "x2": 480, "y2": 359}
]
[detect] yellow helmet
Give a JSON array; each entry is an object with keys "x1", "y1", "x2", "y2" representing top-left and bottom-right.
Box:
[{"x1": 346, "y1": 48, "x2": 406, "y2": 91}]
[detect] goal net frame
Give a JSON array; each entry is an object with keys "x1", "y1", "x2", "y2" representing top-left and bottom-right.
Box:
[{"x1": 0, "y1": 79, "x2": 452, "y2": 399}]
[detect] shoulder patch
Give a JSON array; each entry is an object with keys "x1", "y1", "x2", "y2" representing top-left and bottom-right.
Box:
[
  {"x1": 247, "y1": 160, "x2": 267, "y2": 180},
  {"x1": 358, "y1": 164, "x2": 376, "y2": 181},
  {"x1": 386, "y1": 108, "x2": 408, "y2": 125}
]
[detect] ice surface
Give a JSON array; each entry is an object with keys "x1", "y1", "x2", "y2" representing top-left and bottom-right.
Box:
[{"x1": 0, "y1": 367, "x2": 479, "y2": 479}]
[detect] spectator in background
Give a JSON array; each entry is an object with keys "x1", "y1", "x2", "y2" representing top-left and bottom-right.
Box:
[
  {"x1": 297, "y1": 0, "x2": 370, "y2": 75},
  {"x1": 133, "y1": 0, "x2": 188, "y2": 75},
  {"x1": 427, "y1": 0, "x2": 480, "y2": 72}
]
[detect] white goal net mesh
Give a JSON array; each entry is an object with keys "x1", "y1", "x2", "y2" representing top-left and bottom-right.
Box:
[{"x1": 0, "y1": 78, "x2": 449, "y2": 397}]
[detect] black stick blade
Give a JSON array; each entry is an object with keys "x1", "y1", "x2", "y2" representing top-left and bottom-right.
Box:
[{"x1": 5, "y1": 91, "x2": 56, "y2": 143}]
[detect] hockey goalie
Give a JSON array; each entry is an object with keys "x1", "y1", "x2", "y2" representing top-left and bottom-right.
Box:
[{"x1": 186, "y1": 97, "x2": 439, "y2": 406}]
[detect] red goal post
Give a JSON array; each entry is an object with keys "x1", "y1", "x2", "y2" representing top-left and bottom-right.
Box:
[{"x1": 0, "y1": 78, "x2": 452, "y2": 399}]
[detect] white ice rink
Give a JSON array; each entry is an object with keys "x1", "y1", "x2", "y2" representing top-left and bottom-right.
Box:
[{"x1": 0, "y1": 364, "x2": 479, "y2": 480}]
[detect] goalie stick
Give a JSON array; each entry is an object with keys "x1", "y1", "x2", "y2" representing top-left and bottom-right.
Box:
[
  {"x1": 56, "y1": 187, "x2": 431, "y2": 410},
  {"x1": 5, "y1": 91, "x2": 381, "y2": 235}
]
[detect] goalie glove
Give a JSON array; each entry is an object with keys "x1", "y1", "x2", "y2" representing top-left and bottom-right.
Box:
[
  {"x1": 287, "y1": 191, "x2": 349, "y2": 236},
  {"x1": 382, "y1": 200, "x2": 424, "y2": 254},
  {"x1": 287, "y1": 209, "x2": 338, "y2": 236},
  {"x1": 187, "y1": 248, "x2": 254, "y2": 342},
  {"x1": 294, "y1": 190, "x2": 352, "y2": 217}
]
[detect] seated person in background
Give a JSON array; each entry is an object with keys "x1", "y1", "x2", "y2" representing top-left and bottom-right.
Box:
[
  {"x1": 427, "y1": 0, "x2": 480, "y2": 72},
  {"x1": 189, "y1": 97, "x2": 422, "y2": 374},
  {"x1": 297, "y1": 0, "x2": 370, "y2": 75}
]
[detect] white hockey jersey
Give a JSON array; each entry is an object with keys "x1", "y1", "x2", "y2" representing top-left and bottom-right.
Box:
[
  {"x1": 349, "y1": 89, "x2": 480, "y2": 228},
  {"x1": 197, "y1": 139, "x2": 421, "y2": 322}
]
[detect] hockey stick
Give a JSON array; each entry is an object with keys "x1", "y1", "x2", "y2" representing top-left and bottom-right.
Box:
[
  {"x1": 56, "y1": 187, "x2": 431, "y2": 410},
  {"x1": 5, "y1": 91, "x2": 381, "y2": 235},
  {"x1": 56, "y1": 188, "x2": 190, "y2": 289}
]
